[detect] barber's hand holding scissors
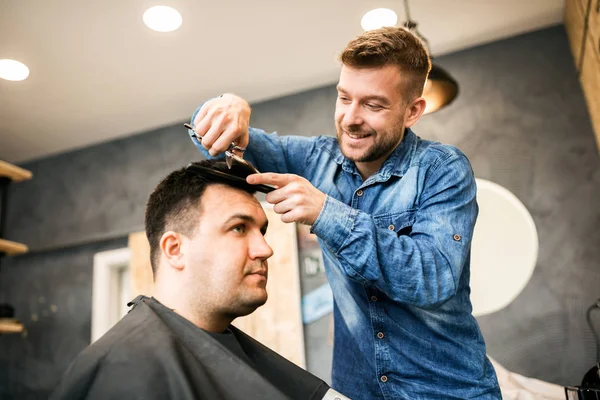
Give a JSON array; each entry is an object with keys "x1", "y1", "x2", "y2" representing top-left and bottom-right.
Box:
[
  {"x1": 247, "y1": 173, "x2": 326, "y2": 226},
  {"x1": 192, "y1": 94, "x2": 251, "y2": 156},
  {"x1": 194, "y1": 93, "x2": 326, "y2": 225}
]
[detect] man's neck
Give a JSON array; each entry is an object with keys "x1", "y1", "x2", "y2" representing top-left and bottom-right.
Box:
[
  {"x1": 355, "y1": 160, "x2": 383, "y2": 180},
  {"x1": 153, "y1": 287, "x2": 232, "y2": 333}
]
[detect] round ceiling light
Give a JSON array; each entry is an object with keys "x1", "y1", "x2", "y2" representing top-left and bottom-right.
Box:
[
  {"x1": 143, "y1": 6, "x2": 182, "y2": 32},
  {"x1": 361, "y1": 8, "x2": 398, "y2": 31},
  {"x1": 0, "y1": 59, "x2": 30, "y2": 81}
]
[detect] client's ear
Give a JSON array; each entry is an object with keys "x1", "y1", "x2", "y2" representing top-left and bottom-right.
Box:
[{"x1": 160, "y1": 231, "x2": 186, "y2": 270}]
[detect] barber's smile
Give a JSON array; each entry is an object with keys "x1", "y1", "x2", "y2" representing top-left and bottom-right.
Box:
[{"x1": 344, "y1": 130, "x2": 373, "y2": 145}]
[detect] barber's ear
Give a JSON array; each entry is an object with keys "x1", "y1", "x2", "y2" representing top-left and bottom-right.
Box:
[
  {"x1": 404, "y1": 96, "x2": 426, "y2": 128},
  {"x1": 160, "y1": 231, "x2": 185, "y2": 270}
]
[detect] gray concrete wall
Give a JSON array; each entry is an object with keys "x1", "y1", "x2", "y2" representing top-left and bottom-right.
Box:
[{"x1": 1, "y1": 25, "x2": 598, "y2": 398}]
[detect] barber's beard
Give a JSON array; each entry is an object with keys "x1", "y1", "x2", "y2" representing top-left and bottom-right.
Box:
[{"x1": 336, "y1": 123, "x2": 405, "y2": 163}]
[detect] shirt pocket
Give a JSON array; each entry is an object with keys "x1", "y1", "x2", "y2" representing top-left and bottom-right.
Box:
[{"x1": 373, "y1": 210, "x2": 416, "y2": 236}]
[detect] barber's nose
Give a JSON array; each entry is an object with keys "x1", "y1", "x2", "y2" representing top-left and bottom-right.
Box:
[
  {"x1": 342, "y1": 103, "x2": 363, "y2": 127},
  {"x1": 249, "y1": 234, "x2": 274, "y2": 260}
]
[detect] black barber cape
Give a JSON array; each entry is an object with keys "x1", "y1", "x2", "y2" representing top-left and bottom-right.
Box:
[{"x1": 51, "y1": 296, "x2": 330, "y2": 400}]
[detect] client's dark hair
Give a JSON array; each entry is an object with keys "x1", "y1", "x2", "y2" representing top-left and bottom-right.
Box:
[{"x1": 144, "y1": 159, "x2": 258, "y2": 275}]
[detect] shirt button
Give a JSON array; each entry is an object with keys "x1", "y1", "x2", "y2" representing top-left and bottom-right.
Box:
[
  {"x1": 377, "y1": 332, "x2": 384, "y2": 339},
  {"x1": 380, "y1": 375, "x2": 388, "y2": 383},
  {"x1": 371, "y1": 296, "x2": 378, "y2": 302},
  {"x1": 453, "y1": 234, "x2": 461, "y2": 241},
  {"x1": 388, "y1": 225, "x2": 395, "y2": 230},
  {"x1": 356, "y1": 189, "x2": 364, "y2": 197}
]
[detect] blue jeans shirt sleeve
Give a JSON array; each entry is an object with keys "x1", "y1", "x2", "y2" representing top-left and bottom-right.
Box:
[
  {"x1": 311, "y1": 152, "x2": 478, "y2": 308},
  {"x1": 244, "y1": 129, "x2": 318, "y2": 176}
]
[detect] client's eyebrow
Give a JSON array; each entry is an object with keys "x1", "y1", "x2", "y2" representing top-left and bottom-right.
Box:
[{"x1": 225, "y1": 214, "x2": 269, "y2": 234}]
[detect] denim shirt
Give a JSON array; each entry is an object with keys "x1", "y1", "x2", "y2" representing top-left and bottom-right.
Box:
[{"x1": 188, "y1": 120, "x2": 501, "y2": 400}]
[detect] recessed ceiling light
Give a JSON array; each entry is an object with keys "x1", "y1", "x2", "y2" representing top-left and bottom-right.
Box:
[
  {"x1": 361, "y1": 8, "x2": 398, "y2": 31},
  {"x1": 0, "y1": 59, "x2": 30, "y2": 81},
  {"x1": 143, "y1": 6, "x2": 182, "y2": 32}
]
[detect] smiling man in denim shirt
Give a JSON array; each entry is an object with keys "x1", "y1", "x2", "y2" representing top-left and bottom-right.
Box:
[{"x1": 188, "y1": 27, "x2": 500, "y2": 400}]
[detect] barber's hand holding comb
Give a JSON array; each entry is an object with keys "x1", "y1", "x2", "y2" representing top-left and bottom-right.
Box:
[{"x1": 247, "y1": 173, "x2": 326, "y2": 226}]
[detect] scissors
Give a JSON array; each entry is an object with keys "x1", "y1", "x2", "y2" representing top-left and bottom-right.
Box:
[{"x1": 184, "y1": 123, "x2": 259, "y2": 173}]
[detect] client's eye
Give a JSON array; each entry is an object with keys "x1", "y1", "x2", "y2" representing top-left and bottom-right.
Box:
[{"x1": 232, "y1": 224, "x2": 246, "y2": 234}]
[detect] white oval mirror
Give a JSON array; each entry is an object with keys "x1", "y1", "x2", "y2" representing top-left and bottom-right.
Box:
[{"x1": 470, "y1": 179, "x2": 539, "y2": 317}]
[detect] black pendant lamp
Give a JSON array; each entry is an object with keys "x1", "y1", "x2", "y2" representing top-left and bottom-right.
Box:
[{"x1": 401, "y1": 0, "x2": 459, "y2": 114}]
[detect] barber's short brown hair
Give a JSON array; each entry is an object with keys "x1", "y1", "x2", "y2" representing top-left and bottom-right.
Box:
[{"x1": 339, "y1": 27, "x2": 432, "y2": 101}]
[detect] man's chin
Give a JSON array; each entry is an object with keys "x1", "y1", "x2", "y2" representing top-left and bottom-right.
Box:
[
  {"x1": 233, "y1": 293, "x2": 268, "y2": 317},
  {"x1": 337, "y1": 135, "x2": 368, "y2": 158},
  {"x1": 339, "y1": 142, "x2": 369, "y2": 162}
]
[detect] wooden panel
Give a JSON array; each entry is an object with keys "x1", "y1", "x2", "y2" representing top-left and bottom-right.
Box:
[
  {"x1": 581, "y1": 31, "x2": 600, "y2": 151},
  {"x1": 128, "y1": 204, "x2": 305, "y2": 368},
  {"x1": 588, "y1": 0, "x2": 600, "y2": 51},
  {"x1": 578, "y1": 0, "x2": 592, "y2": 18},
  {"x1": 128, "y1": 232, "x2": 154, "y2": 297},
  {"x1": 565, "y1": 0, "x2": 589, "y2": 70},
  {"x1": 0, "y1": 238, "x2": 28, "y2": 256},
  {"x1": 0, "y1": 160, "x2": 32, "y2": 182}
]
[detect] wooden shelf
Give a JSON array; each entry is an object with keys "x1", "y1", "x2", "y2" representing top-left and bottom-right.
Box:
[
  {"x1": 565, "y1": 0, "x2": 600, "y2": 152},
  {"x1": 0, "y1": 160, "x2": 32, "y2": 183},
  {"x1": 0, "y1": 319, "x2": 24, "y2": 334},
  {"x1": 0, "y1": 239, "x2": 28, "y2": 256}
]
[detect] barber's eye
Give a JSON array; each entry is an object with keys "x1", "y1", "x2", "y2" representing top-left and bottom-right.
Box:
[{"x1": 366, "y1": 103, "x2": 382, "y2": 110}]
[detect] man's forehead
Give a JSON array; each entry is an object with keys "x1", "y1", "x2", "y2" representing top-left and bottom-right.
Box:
[
  {"x1": 201, "y1": 184, "x2": 266, "y2": 221},
  {"x1": 339, "y1": 65, "x2": 403, "y2": 83},
  {"x1": 338, "y1": 65, "x2": 406, "y2": 102}
]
